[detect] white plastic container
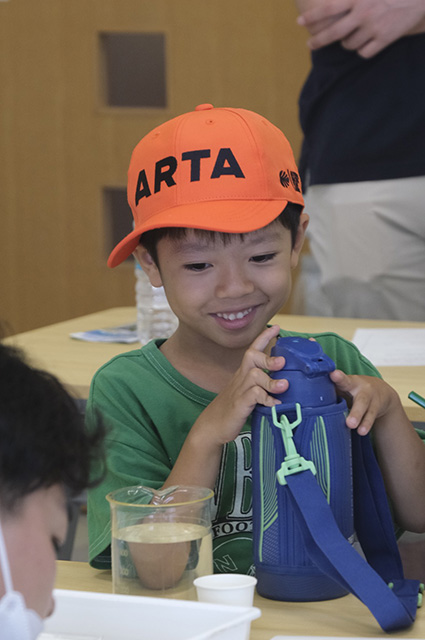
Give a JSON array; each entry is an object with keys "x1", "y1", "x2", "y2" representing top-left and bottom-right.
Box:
[
  {"x1": 194, "y1": 574, "x2": 257, "y2": 607},
  {"x1": 41, "y1": 589, "x2": 261, "y2": 640}
]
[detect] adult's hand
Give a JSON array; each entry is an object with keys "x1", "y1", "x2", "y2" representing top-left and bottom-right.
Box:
[{"x1": 296, "y1": 0, "x2": 425, "y2": 58}]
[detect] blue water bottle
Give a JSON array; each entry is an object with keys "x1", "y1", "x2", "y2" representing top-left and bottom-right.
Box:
[{"x1": 251, "y1": 336, "x2": 353, "y2": 601}]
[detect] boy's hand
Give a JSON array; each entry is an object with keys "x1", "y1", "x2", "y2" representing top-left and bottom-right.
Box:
[
  {"x1": 331, "y1": 369, "x2": 425, "y2": 531},
  {"x1": 330, "y1": 369, "x2": 399, "y2": 435},
  {"x1": 163, "y1": 324, "x2": 288, "y2": 490},
  {"x1": 198, "y1": 324, "x2": 287, "y2": 445}
]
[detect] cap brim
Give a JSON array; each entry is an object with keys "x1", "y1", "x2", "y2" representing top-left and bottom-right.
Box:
[{"x1": 107, "y1": 198, "x2": 302, "y2": 267}]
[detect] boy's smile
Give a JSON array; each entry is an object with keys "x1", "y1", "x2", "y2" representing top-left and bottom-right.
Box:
[
  {"x1": 135, "y1": 216, "x2": 308, "y2": 380},
  {"x1": 215, "y1": 306, "x2": 255, "y2": 325}
]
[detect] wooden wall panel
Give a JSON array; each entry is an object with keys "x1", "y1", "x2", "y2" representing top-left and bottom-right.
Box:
[{"x1": 0, "y1": 0, "x2": 311, "y2": 335}]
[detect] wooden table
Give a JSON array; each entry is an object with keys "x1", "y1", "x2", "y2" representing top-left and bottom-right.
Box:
[
  {"x1": 4, "y1": 307, "x2": 425, "y2": 421},
  {"x1": 56, "y1": 560, "x2": 424, "y2": 639}
]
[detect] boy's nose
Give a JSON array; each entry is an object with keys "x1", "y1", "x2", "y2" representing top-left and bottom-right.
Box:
[{"x1": 215, "y1": 266, "x2": 255, "y2": 298}]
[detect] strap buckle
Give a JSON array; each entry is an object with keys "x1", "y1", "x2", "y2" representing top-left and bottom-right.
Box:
[
  {"x1": 388, "y1": 581, "x2": 424, "y2": 608},
  {"x1": 272, "y1": 404, "x2": 317, "y2": 486}
]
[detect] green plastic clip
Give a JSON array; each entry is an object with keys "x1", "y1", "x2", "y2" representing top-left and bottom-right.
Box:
[
  {"x1": 418, "y1": 583, "x2": 424, "y2": 609},
  {"x1": 272, "y1": 404, "x2": 317, "y2": 486}
]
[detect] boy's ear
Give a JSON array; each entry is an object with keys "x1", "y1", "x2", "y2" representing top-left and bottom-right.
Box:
[
  {"x1": 290, "y1": 212, "x2": 309, "y2": 270},
  {"x1": 132, "y1": 245, "x2": 163, "y2": 287}
]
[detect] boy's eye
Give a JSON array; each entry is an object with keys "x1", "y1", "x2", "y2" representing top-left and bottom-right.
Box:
[
  {"x1": 250, "y1": 253, "x2": 277, "y2": 263},
  {"x1": 184, "y1": 263, "x2": 211, "y2": 272}
]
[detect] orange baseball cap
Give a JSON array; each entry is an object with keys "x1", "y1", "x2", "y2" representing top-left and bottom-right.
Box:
[{"x1": 108, "y1": 104, "x2": 304, "y2": 267}]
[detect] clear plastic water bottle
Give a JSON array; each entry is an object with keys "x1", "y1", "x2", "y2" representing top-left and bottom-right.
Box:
[{"x1": 134, "y1": 261, "x2": 178, "y2": 344}]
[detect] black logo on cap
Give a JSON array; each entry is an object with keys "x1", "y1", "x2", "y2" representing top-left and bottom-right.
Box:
[
  {"x1": 279, "y1": 170, "x2": 290, "y2": 188},
  {"x1": 290, "y1": 171, "x2": 301, "y2": 192},
  {"x1": 279, "y1": 170, "x2": 301, "y2": 193}
]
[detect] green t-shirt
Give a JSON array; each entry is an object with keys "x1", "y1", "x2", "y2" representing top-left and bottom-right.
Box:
[{"x1": 87, "y1": 328, "x2": 391, "y2": 571}]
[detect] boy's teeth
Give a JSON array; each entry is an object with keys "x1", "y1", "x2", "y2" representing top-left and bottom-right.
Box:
[{"x1": 216, "y1": 308, "x2": 252, "y2": 321}]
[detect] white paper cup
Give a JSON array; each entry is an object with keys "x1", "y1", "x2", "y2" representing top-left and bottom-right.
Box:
[{"x1": 194, "y1": 574, "x2": 257, "y2": 607}]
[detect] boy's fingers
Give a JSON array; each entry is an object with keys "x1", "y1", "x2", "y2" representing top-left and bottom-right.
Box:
[
  {"x1": 242, "y1": 324, "x2": 285, "y2": 372},
  {"x1": 347, "y1": 388, "x2": 380, "y2": 433},
  {"x1": 329, "y1": 369, "x2": 354, "y2": 393},
  {"x1": 244, "y1": 377, "x2": 287, "y2": 408},
  {"x1": 267, "y1": 355, "x2": 286, "y2": 371},
  {"x1": 248, "y1": 367, "x2": 288, "y2": 395},
  {"x1": 347, "y1": 405, "x2": 375, "y2": 434},
  {"x1": 250, "y1": 324, "x2": 281, "y2": 353},
  {"x1": 243, "y1": 351, "x2": 285, "y2": 378},
  {"x1": 270, "y1": 377, "x2": 289, "y2": 395},
  {"x1": 330, "y1": 370, "x2": 374, "y2": 433}
]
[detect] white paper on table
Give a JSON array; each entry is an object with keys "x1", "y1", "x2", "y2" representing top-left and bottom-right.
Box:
[
  {"x1": 269, "y1": 637, "x2": 394, "y2": 640},
  {"x1": 70, "y1": 323, "x2": 139, "y2": 344},
  {"x1": 39, "y1": 634, "x2": 102, "y2": 640},
  {"x1": 352, "y1": 328, "x2": 425, "y2": 367}
]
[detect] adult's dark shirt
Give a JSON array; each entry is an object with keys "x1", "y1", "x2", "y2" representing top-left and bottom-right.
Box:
[{"x1": 298, "y1": 34, "x2": 425, "y2": 186}]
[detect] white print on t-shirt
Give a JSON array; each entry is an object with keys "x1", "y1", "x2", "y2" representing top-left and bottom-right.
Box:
[{"x1": 212, "y1": 432, "x2": 252, "y2": 534}]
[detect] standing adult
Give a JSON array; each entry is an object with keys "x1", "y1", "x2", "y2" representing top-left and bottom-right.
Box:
[{"x1": 294, "y1": 0, "x2": 425, "y2": 319}]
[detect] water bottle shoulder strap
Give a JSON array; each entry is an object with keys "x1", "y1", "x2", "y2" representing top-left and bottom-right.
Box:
[{"x1": 280, "y1": 427, "x2": 423, "y2": 632}]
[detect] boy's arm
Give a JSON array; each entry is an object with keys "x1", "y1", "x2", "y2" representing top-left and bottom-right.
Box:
[
  {"x1": 127, "y1": 325, "x2": 287, "y2": 589},
  {"x1": 295, "y1": 0, "x2": 425, "y2": 58},
  {"x1": 330, "y1": 370, "x2": 425, "y2": 533},
  {"x1": 161, "y1": 324, "x2": 288, "y2": 491}
]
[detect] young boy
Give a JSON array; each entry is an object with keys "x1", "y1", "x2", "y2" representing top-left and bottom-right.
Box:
[
  {"x1": 87, "y1": 104, "x2": 425, "y2": 574},
  {"x1": 0, "y1": 342, "x2": 105, "y2": 636}
]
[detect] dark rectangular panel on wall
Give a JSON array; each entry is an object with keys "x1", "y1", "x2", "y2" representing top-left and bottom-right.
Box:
[
  {"x1": 100, "y1": 32, "x2": 167, "y2": 108},
  {"x1": 103, "y1": 187, "x2": 133, "y2": 260}
]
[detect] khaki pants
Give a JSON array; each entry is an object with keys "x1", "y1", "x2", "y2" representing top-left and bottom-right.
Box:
[{"x1": 296, "y1": 176, "x2": 425, "y2": 320}]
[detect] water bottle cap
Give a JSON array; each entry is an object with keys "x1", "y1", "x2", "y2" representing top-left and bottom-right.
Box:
[
  {"x1": 270, "y1": 337, "x2": 337, "y2": 406},
  {"x1": 272, "y1": 337, "x2": 335, "y2": 375}
]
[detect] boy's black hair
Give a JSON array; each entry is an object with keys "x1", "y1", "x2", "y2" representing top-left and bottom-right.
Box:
[
  {"x1": 140, "y1": 203, "x2": 303, "y2": 267},
  {"x1": 0, "y1": 343, "x2": 106, "y2": 514}
]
